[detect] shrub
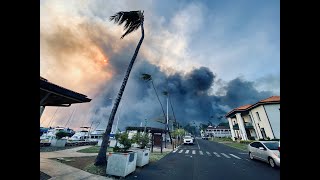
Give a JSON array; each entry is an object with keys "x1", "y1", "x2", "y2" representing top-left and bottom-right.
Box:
[
  {"x1": 132, "y1": 132, "x2": 149, "y2": 149},
  {"x1": 55, "y1": 131, "x2": 69, "y2": 139},
  {"x1": 266, "y1": 137, "x2": 270, "y2": 140},
  {"x1": 258, "y1": 138, "x2": 280, "y2": 141},
  {"x1": 114, "y1": 132, "x2": 133, "y2": 152},
  {"x1": 240, "y1": 140, "x2": 253, "y2": 144}
]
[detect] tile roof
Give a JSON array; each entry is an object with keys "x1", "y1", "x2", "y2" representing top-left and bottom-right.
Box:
[
  {"x1": 235, "y1": 104, "x2": 252, "y2": 110},
  {"x1": 225, "y1": 96, "x2": 280, "y2": 117},
  {"x1": 259, "y1": 96, "x2": 280, "y2": 103}
]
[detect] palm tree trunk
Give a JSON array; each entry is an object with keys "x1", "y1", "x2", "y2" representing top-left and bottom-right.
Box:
[
  {"x1": 94, "y1": 22, "x2": 144, "y2": 166},
  {"x1": 150, "y1": 80, "x2": 172, "y2": 147},
  {"x1": 150, "y1": 81, "x2": 166, "y2": 121}
]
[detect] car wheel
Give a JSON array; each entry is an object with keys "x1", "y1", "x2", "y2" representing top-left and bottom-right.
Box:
[
  {"x1": 269, "y1": 158, "x2": 276, "y2": 168},
  {"x1": 249, "y1": 152, "x2": 254, "y2": 160}
]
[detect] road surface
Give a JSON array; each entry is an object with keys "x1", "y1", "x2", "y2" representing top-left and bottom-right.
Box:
[{"x1": 126, "y1": 138, "x2": 280, "y2": 180}]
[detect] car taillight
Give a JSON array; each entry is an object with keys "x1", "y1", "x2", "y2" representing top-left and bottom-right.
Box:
[{"x1": 278, "y1": 146, "x2": 280, "y2": 152}]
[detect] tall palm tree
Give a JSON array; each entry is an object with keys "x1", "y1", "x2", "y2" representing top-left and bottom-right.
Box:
[
  {"x1": 94, "y1": 10, "x2": 144, "y2": 166},
  {"x1": 141, "y1": 73, "x2": 167, "y2": 121}
]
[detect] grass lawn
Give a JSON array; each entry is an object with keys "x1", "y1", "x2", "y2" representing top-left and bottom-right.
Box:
[
  {"x1": 55, "y1": 149, "x2": 170, "y2": 177},
  {"x1": 225, "y1": 142, "x2": 248, "y2": 151},
  {"x1": 54, "y1": 156, "x2": 107, "y2": 176},
  {"x1": 210, "y1": 138, "x2": 248, "y2": 151},
  {"x1": 77, "y1": 146, "x2": 113, "y2": 153},
  {"x1": 209, "y1": 137, "x2": 233, "y2": 143},
  {"x1": 149, "y1": 151, "x2": 170, "y2": 163}
]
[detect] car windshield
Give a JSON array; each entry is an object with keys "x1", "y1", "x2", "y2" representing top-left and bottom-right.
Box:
[
  {"x1": 262, "y1": 142, "x2": 279, "y2": 150},
  {"x1": 184, "y1": 136, "x2": 191, "y2": 139}
]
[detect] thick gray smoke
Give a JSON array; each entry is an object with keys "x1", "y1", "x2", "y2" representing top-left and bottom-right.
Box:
[{"x1": 91, "y1": 55, "x2": 274, "y2": 130}]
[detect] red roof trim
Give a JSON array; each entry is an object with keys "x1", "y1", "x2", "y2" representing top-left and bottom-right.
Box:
[{"x1": 225, "y1": 96, "x2": 280, "y2": 117}]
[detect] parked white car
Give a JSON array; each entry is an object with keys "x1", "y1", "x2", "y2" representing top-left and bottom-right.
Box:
[
  {"x1": 183, "y1": 136, "x2": 194, "y2": 145},
  {"x1": 248, "y1": 141, "x2": 280, "y2": 168}
]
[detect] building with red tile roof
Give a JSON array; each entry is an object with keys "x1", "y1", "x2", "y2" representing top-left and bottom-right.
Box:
[{"x1": 225, "y1": 96, "x2": 280, "y2": 141}]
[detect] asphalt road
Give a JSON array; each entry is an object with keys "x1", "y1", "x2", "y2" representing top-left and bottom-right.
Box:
[{"x1": 126, "y1": 138, "x2": 280, "y2": 180}]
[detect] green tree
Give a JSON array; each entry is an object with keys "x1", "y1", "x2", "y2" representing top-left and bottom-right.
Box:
[
  {"x1": 172, "y1": 128, "x2": 186, "y2": 144},
  {"x1": 132, "y1": 132, "x2": 149, "y2": 149},
  {"x1": 95, "y1": 10, "x2": 145, "y2": 166},
  {"x1": 55, "y1": 131, "x2": 69, "y2": 139},
  {"x1": 113, "y1": 132, "x2": 133, "y2": 152}
]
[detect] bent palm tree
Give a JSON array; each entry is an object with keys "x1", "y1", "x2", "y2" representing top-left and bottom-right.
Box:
[{"x1": 94, "y1": 10, "x2": 144, "y2": 166}]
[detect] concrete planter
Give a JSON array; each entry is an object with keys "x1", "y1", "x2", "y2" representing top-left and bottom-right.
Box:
[
  {"x1": 106, "y1": 151, "x2": 137, "y2": 177},
  {"x1": 50, "y1": 138, "x2": 67, "y2": 147},
  {"x1": 134, "y1": 149, "x2": 150, "y2": 167}
]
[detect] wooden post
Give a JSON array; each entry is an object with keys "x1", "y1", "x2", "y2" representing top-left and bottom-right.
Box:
[
  {"x1": 151, "y1": 133, "x2": 154, "y2": 153},
  {"x1": 161, "y1": 132, "x2": 163, "y2": 154}
]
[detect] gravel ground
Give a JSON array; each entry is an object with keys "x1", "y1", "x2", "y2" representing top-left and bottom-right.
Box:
[
  {"x1": 55, "y1": 156, "x2": 97, "y2": 170},
  {"x1": 40, "y1": 171, "x2": 51, "y2": 180}
]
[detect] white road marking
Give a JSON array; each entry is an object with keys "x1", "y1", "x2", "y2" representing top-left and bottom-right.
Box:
[
  {"x1": 178, "y1": 150, "x2": 183, "y2": 153},
  {"x1": 213, "y1": 152, "x2": 221, "y2": 157},
  {"x1": 197, "y1": 139, "x2": 200, "y2": 149},
  {"x1": 206, "y1": 151, "x2": 211, "y2": 156},
  {"x1": 239, "y1": 152, "x2": 248, "y2": 154},
  {"x1": 192, "y1": 150, "x2": 196, "y2": 154},
  {"x1": 221, "y1": 153, "x2": 230, "y2": 158},
  {"x1": 229, "y1": 154, "x2": 241, "y2": 159},
  {"x1": 185, "y1": 150, "x2": 189, "y2": 154},
  {"x1": 199, "y1": 151, "x2": 204, "y2": 155},
  {"x1": 172, "y1": 150, "x2": 177, "y2": 153}
]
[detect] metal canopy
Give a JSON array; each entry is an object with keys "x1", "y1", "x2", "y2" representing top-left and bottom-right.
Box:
[{"x1": 40, "y1": 77, "x2": 91, "y2": 106}]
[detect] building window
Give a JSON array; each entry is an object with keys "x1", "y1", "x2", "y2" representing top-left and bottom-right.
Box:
[
  {"x1": 261, "y1": 128, "x2": 267, "y2": 139},
  {"x1": 256, "y1": 112, "x2": 261, "y2": 121}
]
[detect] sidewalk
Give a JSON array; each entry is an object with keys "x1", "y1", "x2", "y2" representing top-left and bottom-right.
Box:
[{"x1": 40, "y1": 146, "x2": 113, "y2": 180}]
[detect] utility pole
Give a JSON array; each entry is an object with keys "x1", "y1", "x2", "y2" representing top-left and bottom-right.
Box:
[
  {"x1": 165, "y1": 93, "x2": 169, "y2": 148},
  {"x1": 144, "y1": 119, "x2": 147, "y2": 133}
]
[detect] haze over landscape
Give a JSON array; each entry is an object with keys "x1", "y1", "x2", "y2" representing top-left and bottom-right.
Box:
[{"x1": 40, "y1": 0, "x2": 279, "y2": 131}]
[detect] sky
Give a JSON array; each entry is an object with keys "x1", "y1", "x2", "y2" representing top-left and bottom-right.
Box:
[{"x1": 40, "y1": 0, "x2": 280, "y2": 132}]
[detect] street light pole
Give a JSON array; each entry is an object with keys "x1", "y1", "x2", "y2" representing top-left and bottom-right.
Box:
[
  {"x1": 165, "y1": 93, "x2": 169, "y2": 148},
  {"x1": 144, "y1": 119, "x2": 147, "y2": 133}
]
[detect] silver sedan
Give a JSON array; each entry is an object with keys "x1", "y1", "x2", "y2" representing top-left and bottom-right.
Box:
[{"x1": 248, "y1": 141, "x2": 280, "y2": 168}]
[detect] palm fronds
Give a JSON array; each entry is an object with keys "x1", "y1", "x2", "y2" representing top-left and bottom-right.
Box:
[
  {"x1": 110, "y1": 10, "x2": 144, "y2": 39},
  {"x1": 141, "y1": 73, "x2": 152, "y2": 81},
  {"x1": 162, "y1": 91, "x2": 168, "y2": 96}
]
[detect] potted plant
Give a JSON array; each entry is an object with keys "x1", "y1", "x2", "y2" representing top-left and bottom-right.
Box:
[
  {"x1": 131, "y1": 132, "x2": 150, "y2": 167},
  {"x1": 106, "y1": 132, "x2": 137, "y2": 177},
  {"x1": 50, "y1": 131, "x2": 68, "y2": 147}
]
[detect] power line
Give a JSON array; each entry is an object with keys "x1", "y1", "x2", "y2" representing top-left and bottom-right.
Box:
[
  {"x1": 169, "y1": 94, "x2": 177, "y2": 125},
  {"x1": 47, "y1": 107, "x2": 59, "y2": 127},
  {"x1": 64, "y1": 107, "x2": 76, "y2": 128}
]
